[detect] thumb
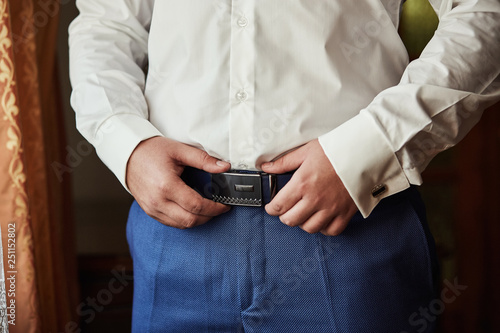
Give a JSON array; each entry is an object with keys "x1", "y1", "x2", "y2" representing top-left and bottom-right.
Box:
[
  {"x1": 171, "y1": 143, "x2": 231, "y2": 173},
  {"x1": 261, "y1": 146, "x2": 305, "y2": 174}
]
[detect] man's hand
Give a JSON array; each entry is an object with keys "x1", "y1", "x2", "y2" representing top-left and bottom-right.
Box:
[
  {"x1": 126, "y1": 136, "x2": 231, "y2": 229},
  {"x1": 261, "y1": 139, "x2": 358, "y2": 236}
]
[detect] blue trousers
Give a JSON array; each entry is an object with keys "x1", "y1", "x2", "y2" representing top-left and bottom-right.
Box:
[{"x1": 126, "y1": 187, "x2": 438, "y2": 332}]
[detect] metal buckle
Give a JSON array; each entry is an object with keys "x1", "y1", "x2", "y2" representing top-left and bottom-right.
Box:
[{"x1": 211, "y1": 172, "x2": 263, "y2": 207}]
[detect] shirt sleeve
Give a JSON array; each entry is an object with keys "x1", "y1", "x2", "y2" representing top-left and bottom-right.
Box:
[
  {"x1": 319, "y1": 0, "x2": 500, "y2": 218},
  {"x1": 69, "y1": 0, "x2": 163, "y2": 190}
]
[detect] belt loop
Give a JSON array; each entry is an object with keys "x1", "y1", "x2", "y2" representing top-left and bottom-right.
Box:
[{"x1": 269, "y1": 174, "x2": 277, "y2": 202}]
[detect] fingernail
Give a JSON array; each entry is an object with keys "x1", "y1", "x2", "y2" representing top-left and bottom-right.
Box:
[
  {"x1": 263, "y1": 162, "x2": 273, "y2": 168},
  {"x1": 216, "y1": 160, "x2": 229, "y2": 167}
]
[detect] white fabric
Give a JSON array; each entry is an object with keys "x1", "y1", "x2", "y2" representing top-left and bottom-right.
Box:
[{"x1": 69, "y1": 0, "x2": 500, "y2": 217}]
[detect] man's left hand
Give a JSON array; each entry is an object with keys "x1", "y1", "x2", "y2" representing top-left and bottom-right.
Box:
[{"x1": 261, "y1": 139, "x2": 358, "y2": 236}]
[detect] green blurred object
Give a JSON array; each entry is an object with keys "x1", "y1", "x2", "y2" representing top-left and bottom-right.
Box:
[{"x1": 399, "y1": 0, "x2": 439, "y2": 60}]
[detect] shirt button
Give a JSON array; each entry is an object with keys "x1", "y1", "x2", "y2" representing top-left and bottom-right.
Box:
[
  {"x1": 237, "y1": 16, "x2": 248, "y2": 27},
  {"x1": 236, "y1": 90, "x2": 248, "y2": 102},
  {"x1": 236, "y1": 162, "x2": 249, "y2": 169}
]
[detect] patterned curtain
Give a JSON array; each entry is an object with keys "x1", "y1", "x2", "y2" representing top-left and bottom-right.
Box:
[{"x1": 0, "y1": 0, "x2": 78, "y2": 332}]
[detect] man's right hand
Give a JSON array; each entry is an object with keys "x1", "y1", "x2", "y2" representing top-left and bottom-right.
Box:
[{"x1": 126, "y1": 136, "x2": 232, "y2": 229}]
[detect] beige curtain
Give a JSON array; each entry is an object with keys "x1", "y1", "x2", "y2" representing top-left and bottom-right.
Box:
[{"x1": 0, "y1": 0, "x2": 78, "y2": 332}]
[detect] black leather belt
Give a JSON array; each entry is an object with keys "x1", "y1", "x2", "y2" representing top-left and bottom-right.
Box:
[{"x1": 181, "y1": 167, "x2": 293, "y2": 207}]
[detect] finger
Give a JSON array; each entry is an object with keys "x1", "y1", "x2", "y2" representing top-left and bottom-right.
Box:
[
  {"x1": 261, "y1": 145, "x2": 307, "y2": 174},
  {"x1": 170, "y1": 143, "x2": 231, "y2": 173},
  {"x1": 299, "y1": 210, "x2": 336, "y2": 234},
  {"x1": 141, "y1": 210, "x2": 179, "y2": 228},
  {"x1": 320, "y1": 216, "x2": 350, "y2": 236},
  {"x1": 277, "y1": 199, "x2": 315, "y2": 227},
  {"x1": 265, "y1": 176, "x2": 302, "y2": 216},
  {"x1": 151, "y1": 200, "x2": 215, "y2": 229},
  {"x1": 167, "y1": 176, "x2": 231, "y2": 216}
]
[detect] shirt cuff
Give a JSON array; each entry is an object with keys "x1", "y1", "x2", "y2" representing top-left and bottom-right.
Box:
[
  {"x1": 318, "y1": 111, "x2": 410, "y2": 218},
  {"x1": 93, "y1": 114, "x2": 163, "y2": 192}
]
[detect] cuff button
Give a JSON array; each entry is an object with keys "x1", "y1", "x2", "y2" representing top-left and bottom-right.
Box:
[{"x1": 371, "y1": 184, "x2": 387, "y2": 198}]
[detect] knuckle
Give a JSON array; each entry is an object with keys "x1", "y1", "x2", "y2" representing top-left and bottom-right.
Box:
[
  {"x1": 157, "y1": 180, "x2": 171, "y2": 195},
  {"x1": 146, "y1": 196, "x2": 161, "y2": 211},
  {"x1": 273, "y1": 203, "x2": 283, "y2": 213},
  {"x1": 143, "y1": 206, "x2": 155, "y2": 217},
  {"x1": 167, "y1": 142, "x2": 183, "y2": 159},
  {"x1": 181, "y1": 215, "x2": 198, "y2": 229},
  {"x1": 309, "y1": 195, "x2": 322, "y2": 207},
  {"x1": 141, "y1": 203, "x2": 161, "y2": 220},
  {"x1": 187, "y1": 199, "x2": 204, "y2": 214},
  {"x1": 166, "y1": 145, "x2": 179, "y2": 160},
  {"x1": 200, "y1": 152, "x2": 212, "y2": 166},
  {"x1": 307, "y1": 172, "x2": 320, "y2": 184},
  {"x1": 279, "y1": 216, "x2": 294, "y2": 227}
]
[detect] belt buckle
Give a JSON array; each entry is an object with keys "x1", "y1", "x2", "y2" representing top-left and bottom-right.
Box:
[{"x1": 211, "y1": 172, "x2": 263, "y2": 207}]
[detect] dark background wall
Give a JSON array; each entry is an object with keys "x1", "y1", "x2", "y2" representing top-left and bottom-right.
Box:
[
  {"x1": 57, "y1": 2, "x2": 134, "y2": 331},
  {"x1": 57, "y1": 1, "x2": 132, "y2": 256}
]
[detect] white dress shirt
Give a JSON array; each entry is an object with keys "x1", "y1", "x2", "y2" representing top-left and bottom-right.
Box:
[{"x1": 69, "y1": 0, "x2": 500, "y2": 217}]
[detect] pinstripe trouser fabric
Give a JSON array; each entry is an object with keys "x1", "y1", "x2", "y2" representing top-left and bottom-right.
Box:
[{"x1": 126, "y1": 186, "x2": 438, "y2": 333}]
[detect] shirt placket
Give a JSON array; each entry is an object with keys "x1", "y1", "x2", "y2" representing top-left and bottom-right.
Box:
[{"x1": 228, "y1": 0, "x2": 256, "y2": 170}]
